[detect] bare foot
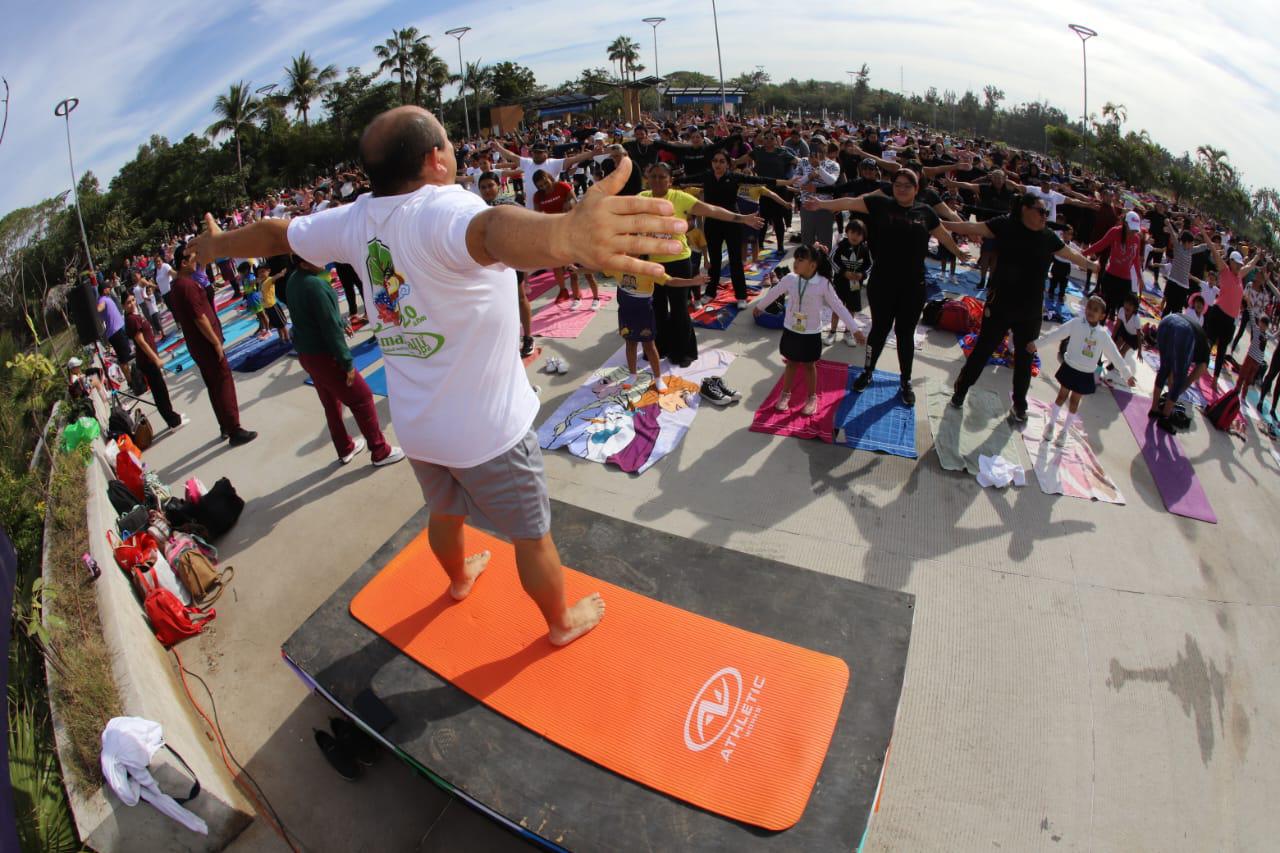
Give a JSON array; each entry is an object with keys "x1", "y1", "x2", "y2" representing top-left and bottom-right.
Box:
[
  {"x1": 449, "y1": 551, "x2": 490, "y2": 600},
  {"x1": 548, "y1": 593, "x2": 606, "y2": 646}
]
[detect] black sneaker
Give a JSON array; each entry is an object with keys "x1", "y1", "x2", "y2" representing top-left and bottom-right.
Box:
[
  {"x1": 710, "y1": 377, "x2": 741, "y2": 400},
  {"x1": 228, "y1": 428, "x2": 258, "y2": 446},
  {"x1": 1008, "y1": 404, "x2": 1028, "y2": 424},
  {"x1": 331, "y1": 718, "x2": 378, "y2": 767},
  {"x1": 852, "y1": 370, "x2": 872, "y2": 392},
  {"x1": 314, "y1": 729, "x2": 360, "y2": 781},
  {"x1": 699, "y1": 378, "x2": 731, "y2": 406},
  {"x1": 900, "y1": 381, "x2": 916, "y2": 407},
  {"x1": 949, "y1": 387, "x2": 967, "y2": 409},
  {"x1": 520, "y1": 336, "x2": 535, "y2": 358}
]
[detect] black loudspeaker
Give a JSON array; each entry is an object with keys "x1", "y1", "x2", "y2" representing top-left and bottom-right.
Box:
[{"x1": 67, "y1": 280, "x2": 104, "y2": 345}]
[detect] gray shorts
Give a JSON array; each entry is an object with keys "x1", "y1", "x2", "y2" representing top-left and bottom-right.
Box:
[{"x1": 410, "y1": 430, "x2": 551, "y2": 540}]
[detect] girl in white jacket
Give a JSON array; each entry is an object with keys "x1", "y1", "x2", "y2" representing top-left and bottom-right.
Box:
[
  {"x1": 751, "y1": 245, "x2": 859, "y2": 415},
  {"x1": 1027, "y1": 295, "x2": 1136, "y2": 447}
]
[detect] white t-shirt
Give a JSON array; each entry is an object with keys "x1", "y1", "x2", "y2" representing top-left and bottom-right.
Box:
[
  {"x1": 518, "y1": 156, "x2": 565, "y2": 208},
  {"x1": 1026, "y1": 186, "x2": 1067, "y2": 221},
  {"x1": 287, "y1": 184, "x2": 538, "y2": 467},
  {"x1": 465, "y1": 166, "x2": 485, "y2": 196},
  {"x1": 155, "y1": 262, "x2": 174, "y2": 296},
  {"x1": 133, "y1": 283, "x2": 158, "y2": 314},
  {"x1": 270, "y1": 203, "x2": 290, "y2": 219}
]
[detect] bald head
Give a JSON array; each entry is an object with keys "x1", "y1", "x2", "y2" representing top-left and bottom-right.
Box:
[{"x1": 359, "y1": 106, "x2": 450, "y2": 196}]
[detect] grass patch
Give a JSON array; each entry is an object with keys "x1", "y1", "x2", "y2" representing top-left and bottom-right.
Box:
[{"x1": 44, "y1": 445, "x2": 122, "y2": 793}]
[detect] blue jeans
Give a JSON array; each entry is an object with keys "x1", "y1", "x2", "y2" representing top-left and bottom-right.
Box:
[{"x1": 1155, "y1": 314, "x2": 1197, "y2": 402}]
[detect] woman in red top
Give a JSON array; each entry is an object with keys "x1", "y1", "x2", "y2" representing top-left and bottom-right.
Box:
[
  {"x1": 1086, "y1": 210, "x2": 1145, "y2": 319},
  {"x1": 532, "y1": 170, "x2": 600, "y2": 308}
]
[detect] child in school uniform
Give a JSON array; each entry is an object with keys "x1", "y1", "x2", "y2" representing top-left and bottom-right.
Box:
[
  {"x1": 1233, "y1": 312, "x2": 1273, "y2": 395},
  {"x1": 1028, "y1": 295, "x2": 1137, "y2": 447},
  {"x1": 237, "y1": 261, "x2": 269, "y2": 337},
  {"x1": 750, "y1": 244, "x2": 860, "y2": 416},
  {"x1": 827, "y1": 219, "x2": 872, "y2": 346}
]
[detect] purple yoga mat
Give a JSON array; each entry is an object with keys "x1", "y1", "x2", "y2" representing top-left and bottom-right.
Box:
[{"x1": 1111, "y1": 388, "x2": 1217, "y2": 523}]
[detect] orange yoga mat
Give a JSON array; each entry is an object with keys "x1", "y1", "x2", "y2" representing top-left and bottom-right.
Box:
[{"x1": 350, "y1": 527, "x2": 849, "y2": 830}]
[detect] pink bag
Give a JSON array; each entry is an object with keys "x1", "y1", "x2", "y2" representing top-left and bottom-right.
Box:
[{"x1": 185, "y1": 477, "x2": 207, "y2": 505}]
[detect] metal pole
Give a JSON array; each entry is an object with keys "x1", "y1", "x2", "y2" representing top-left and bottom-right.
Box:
[
  {"x1": 710, "y1": 0, "x2": 727, "y2": 116},
  {"x1": 446, "y1": 27, "x2": 472, "y2": 139},
  {"x1": 54, "y1": 98, "x2": 95, "y2": 278},
  {"x1": 846, "y1": 70, "x2": 855, "y2": 123},
  {"x1": 1069, "y1": 25, "x2": 1097, "y2": 159}
]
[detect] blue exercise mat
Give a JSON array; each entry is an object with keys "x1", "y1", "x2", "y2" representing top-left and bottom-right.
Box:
[
  {"x1": 364, "y1": 366, "x2": 388, "y2": 397},
  {"x1": 227, "y1": 333, "x2": 293, "y2": 372},
  {"x1": 833, "y1": 368, "x2": 918, "y2": 458},
  {"x1": 164, "y1": 315, "x2": 261, "y2": 374},
  {"x1": 925, "y1": 267, "x2": 984, "y2": 299},
  {"x1": 304, "y1": 337, "x2": 382, "y2": 388}
]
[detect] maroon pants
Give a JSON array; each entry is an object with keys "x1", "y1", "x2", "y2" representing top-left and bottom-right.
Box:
[
  {"x1": 190, "y1": 347, "x2": 240, "y2": 435},
  {"x1": 298, "y1": 353, "x2": 390, "y2": 461}
]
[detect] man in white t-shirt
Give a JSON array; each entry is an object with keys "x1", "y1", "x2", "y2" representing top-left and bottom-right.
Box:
[
  {"x1": 186, "y1": 106, "x2": 687, "y2": 647},
  {"x1": 490, "y1": 138, "x2": 600, "y2": 209},
  {"x1": 154, "y1": 256, "x2": 175, "y2": 316}
]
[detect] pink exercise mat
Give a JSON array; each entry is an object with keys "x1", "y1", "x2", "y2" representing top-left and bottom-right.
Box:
[
  {"x1": 530, "y1": 291, "x2": 614, "y2": 338},
  {"x1": 1111, "y1": 388, "x2": 1216, "y2": 523},
  {"x1": 748, "y1": 359, "x2": 848, "y2": 442}
]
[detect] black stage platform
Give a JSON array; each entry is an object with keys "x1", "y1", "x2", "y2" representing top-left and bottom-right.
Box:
[{"x1": 283, "y1": 502, "x2": 913, "y2": 852}]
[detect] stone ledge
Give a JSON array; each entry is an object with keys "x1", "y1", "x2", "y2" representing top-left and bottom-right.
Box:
[{"x1": 43, "y1": 437, "x2": 254, "y2": 852}]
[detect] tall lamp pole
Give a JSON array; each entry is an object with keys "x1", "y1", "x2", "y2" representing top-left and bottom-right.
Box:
[
  {"x1": 846, "y1": 70, "x2": 856, "y2": 123},
  {"x1": 1068, "y1": 24, "x2": 1097, "y2": 159},
  {"x1": 710, "y1": 0, "x2": 728, "y2": 116},
  {"x1": 642, "y1": 17, "x2": 665, "y2": 115},
  {"x1": 446, "y1": 27, "x2": 472, "y2": 139},
  {"x1": 54, "y1": 97, "x2": 96, "y2": 279}
]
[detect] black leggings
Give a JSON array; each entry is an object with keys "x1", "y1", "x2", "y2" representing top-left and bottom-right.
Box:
[
  {"x1": 1231, "y1": 306, "x2": 1251, "y2": 351},
  {"x1": 653, "y1": 258, "x2": 698, "y2": 365},
  {"x1": 758, "y1": 194, "x2": 789, "y2": 249},
  {"x1": 1203, "y1": 305, "x2": 1236, "y2": 381},
  {"x1": 955, "y1": 302, "x2": 1042, "y2": 410},
  {"x1": 136, "y1": 357, "x2": 181, "y2": 427},
  {"x1": 1162, "y1": 282, "x2": 1190, "y2": 317},
  {"x1": 704, "y1": 220, "x2": 747, "y2": 300},
  {"x1": 864, "y1": 276, "x2": 926, "y2": 380},
  {"x1": 1261, "y1": 347, "x2": 1280, "y2": 412}
]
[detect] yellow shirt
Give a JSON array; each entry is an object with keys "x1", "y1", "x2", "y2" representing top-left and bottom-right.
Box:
[
  {"x1": 260, "y1": 274, "x2": 278, "y2": 308},
  {"x1": 610, "y1": 270, "x2": 668, "y2": 298},
  {"x1": 639, "y1": 189, "x2": 698, "y2": 263}
]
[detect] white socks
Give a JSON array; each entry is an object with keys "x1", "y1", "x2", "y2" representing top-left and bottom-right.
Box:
[{"x1": 1048, "y1": 403, "x2": 1062, "y2": 424}]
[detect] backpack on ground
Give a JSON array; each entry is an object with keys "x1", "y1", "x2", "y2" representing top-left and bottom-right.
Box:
[
  {"x1": 935, "y1": 299, "x2": 970, "y2": 333},
  {"x1": 166, "y1": 533, "x2": 232, "y2": 608},
  {"x1": 1205, "y1": 389, "x2": 1242, "y2": 433},
  {"x1": 108, "y1": 479, "x2": 142, "y2": 515},
  {"x1": 194, "y1": 477, "x2": 244, "y2": 539},
  {"x1": 959, "y1": 296, "x2": 986, "y2": 333},
  {"x1": 132, "y1": 564, "x2": 213, "y2": 647},
  {"x1": 921, "y1": 298, "x2": 947, "y2": 327}
]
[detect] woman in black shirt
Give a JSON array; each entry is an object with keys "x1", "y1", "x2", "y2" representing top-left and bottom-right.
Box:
[
  {"x1": 805, "y1": 170, "x2": 969, "y2": 405},
  {"x1": 684, "y1": 152, "x2": 787, "y2": 305}
]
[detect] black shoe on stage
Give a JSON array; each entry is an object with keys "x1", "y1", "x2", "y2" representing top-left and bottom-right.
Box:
[{"x1": 852, "y1": 370, "x2": 872, "y2": 392}]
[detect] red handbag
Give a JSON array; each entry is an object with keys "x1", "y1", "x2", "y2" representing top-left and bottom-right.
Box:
[
  {"x1": 107, "y1": 530, "x2": 158, "y2": 573},
  {"x1": 116, "y1": 439, "x2": 146, "y2": 501}
]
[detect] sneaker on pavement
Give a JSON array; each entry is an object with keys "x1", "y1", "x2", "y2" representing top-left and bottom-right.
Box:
[
  {"x1": 821, "y1": 329, "x2": 836, "y2": 345},
  {"x1": 542, "y1": 357, "x2": 559, "y2": 374},
  {"x1": 950, "y1": 387, "x2": 967, "y2": 409},
  {"x1": 844, "y1": 330, "x2": 857, "y2": 347},
  {"x1": 712, "y1": 377, "x2": 741, "y2": 400},
  {"x1": 1042, "y1": 420, "x2": 1056, "y2": 441},
  {"x1": 520, "y1": 336, "x2": 535, "y2": 358},
  {"x1": 169, "y1": 414, "x2": 190, "y2": 431},
  {"x1": 1008, "y1": 404, "x2": 1028, "y2": 424},
  {"x1": 340, "y1": 437, "x2": 367, "y2": 465},
  {"x1": 1053, "y1": 429, "x2": 1068, "y2": 447},
  {"x1": 591, "y1": 298, "x2": 601, "y2": 309},
  {"x1": 700, "y1": 378, "x2": 731, "y2": 406},
  {"x1": 228, "y1": 428, "x2": 258, "y2": 447},
  {"x1": 373, "y1": 446, "x2": 406, "y2": 467},
  {"x1": 555, "y1": 358, "x2": 569, "y2": 375},
  {"x1": 571, "y1": 299, "x2": 582, "y2": 310}
]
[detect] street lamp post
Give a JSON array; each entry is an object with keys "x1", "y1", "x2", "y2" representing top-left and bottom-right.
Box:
[
  {"x1": 446, "y1": 26, "x2": 472, "y2": 139},
  {"x1": 1068, "y1": 24, "x2": 1097, "y2": 158},
  {"x1": 846, "y1": 70, "x2": 856, "y2": 123},
  {"x1": 642, "y1": 17, "x2": 665, "y2": 116},
  {"x1": 54, "y1": 97, "x2": 96, "y2": 279},
  {"x1": 710, "y1": 0, "x2": 728, "y2": 116}
]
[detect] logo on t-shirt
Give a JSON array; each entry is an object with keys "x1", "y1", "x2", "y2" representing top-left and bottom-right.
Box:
[
  {"x1": 366, "y1": 238, "x2": 404, "y2": 327},
  {"x1": 365, "y1": 237, "x2": 444, "y2": 361}
]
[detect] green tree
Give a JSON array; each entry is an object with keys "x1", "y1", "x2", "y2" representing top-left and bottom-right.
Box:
[
  {"x1": 205, "y1": 81, "x2": 262, "y2": 179},
  {"x1": 607, "y1": 36, "x2": 641, "y2": 81},
  {"x1": 851, "y1": 64, "x2": 870, "y2": 117},
  {"x1": 1045, "y1": 124, "x2": 1082, "y2": 162},
  {"x1": 374, "y1": 27, "x2": 425, "y2": 104},
  {"x1": 489, "y1": 61, "x2": 538, "y2": 103},
  {"x1": 464, "y1": 59, "x2": 493, "y2": 131},
  {"x1": 285, "y1": 51, "x2": 339, "y2": 127}
]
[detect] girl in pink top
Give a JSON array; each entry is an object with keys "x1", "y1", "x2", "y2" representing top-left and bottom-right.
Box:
[
  {"x1": 1201, "y1": 224, "x2": 1266, "y2": 383},
  {"x1": 1086, "y1": 210, "x2": 1145, "y2": 319}
]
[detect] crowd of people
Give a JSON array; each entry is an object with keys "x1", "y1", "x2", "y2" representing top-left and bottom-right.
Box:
[{"x1": 80, "y1": 102, "x2": 1280, "y2": 647}]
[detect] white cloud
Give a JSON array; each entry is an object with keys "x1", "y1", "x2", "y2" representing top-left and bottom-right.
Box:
[{"x1": 2, "y1": 0, "x2": 1278, "y2": 218}]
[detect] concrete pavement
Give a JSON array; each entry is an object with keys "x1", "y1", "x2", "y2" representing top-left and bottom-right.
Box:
[{"x1": 134, "y1": 268, "x2": 1280, "y2": 853}]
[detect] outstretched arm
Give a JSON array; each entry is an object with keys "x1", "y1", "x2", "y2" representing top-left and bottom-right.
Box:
[
  {"x1": 941, "y1": 219, "x2": 994, "y2": 239},
  {"x1": 803, "y1": 194, "x2": 870, "y2": 214},
  {"x1": 932, "y1": 224, "x2": 971, "y2": 260},
  {"x1": 690, "y1": 199, "x2": 764, "y2": 230},
  {"x1": 1055, "y1": 243, "x2": 1101, "y2": 274}
]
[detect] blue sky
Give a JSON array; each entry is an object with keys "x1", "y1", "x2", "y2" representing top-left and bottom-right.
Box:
[{"x1": 2, "y1": 0, "x2": 1277, "y2": 217}]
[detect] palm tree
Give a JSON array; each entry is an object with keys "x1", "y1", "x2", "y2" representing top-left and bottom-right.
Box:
[
  {"x1": 374, "y1": 27, "x2": 425, "y2": 104},
  {"x1": 465, "y1": 60, "x2": 492, "y2": 133},
  {"x1": 411, "y1": 40, "x2": 448, "y2": 108},
  {"x1": 424, "y1": 54, "x2": 456, "y2": 117},
  {"x1": 607, "y1": 36, "x2": 641, "y2": 81},
  {"x1": 285, "y1": 51, "x2": 338, "y2": 127},
  {"x1": 205, "y1": 81, "x2": 262, "y2": 179}
]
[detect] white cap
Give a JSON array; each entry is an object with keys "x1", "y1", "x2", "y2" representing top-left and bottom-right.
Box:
[
  {"x1": 1124, "y1": 211, "x2": 1141, "y2": 230},
  {"x1": 592, "y1": 131, "x2": 608, "y2": 141},
  {"x1": 67, "y1": 357, "x2": 83, "y2": 369},
  {"x1": 1229, "y1": 250, "x2": 1244, "y2": 265}
]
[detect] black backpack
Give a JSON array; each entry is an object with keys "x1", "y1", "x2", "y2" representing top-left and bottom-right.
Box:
[
  {"x1": 194, "y1": 478, "x2": 244, "y2": 539},
  {"x1": 107, "y1": 479, "x2": 141, "y2": 515}
]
